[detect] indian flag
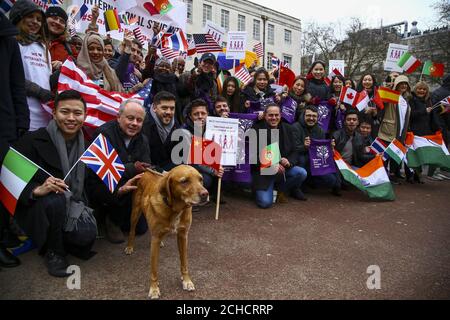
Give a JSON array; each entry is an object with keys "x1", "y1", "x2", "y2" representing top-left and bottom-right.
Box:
[
  {"x1": 0, "y1": 148, "x2": 39, "y2": 215},
  {"x1": 334, "y1": 151, "x2": 395, "y2": 201},
  {"x1": 405, "y1": 132, "x2": 450, "y2": 169},
  {"x1": 397, "y1": 52, "x2": 421, "y2": 74},
  {"x1": 385, "y1": 139, "x2": 407, "y2": 165}
]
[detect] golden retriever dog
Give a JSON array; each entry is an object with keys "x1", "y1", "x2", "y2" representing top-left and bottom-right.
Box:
[{"x1": 124, "y1": 165, "x2": 209, "y2": 299}]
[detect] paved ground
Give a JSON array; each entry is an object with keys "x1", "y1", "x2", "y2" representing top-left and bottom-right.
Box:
[{"x1": 1, "y1": 179, "x2": 450, "y2": 300}]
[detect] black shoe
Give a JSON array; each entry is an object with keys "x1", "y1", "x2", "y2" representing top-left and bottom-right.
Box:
[
  {"x1": 291, "y1": 188, "x2": 307, "y2": 201},
  {"x1": 0, "y1": 245, "x2": 21, "y2": 268},
  {"x1": 105, "y1": 216, "x2": 125, "y2": 244},
  {"x1": 45, "y1": 251, "x2": 70, "y2": 278},
  {"x1": 331, "y1": 187, "x2": 342, "y2": 197},
  {"x1": 389, "y1": 175, "x2": 401, "y2": 185}
]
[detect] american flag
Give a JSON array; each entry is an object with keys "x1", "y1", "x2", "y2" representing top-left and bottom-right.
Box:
[
  {"x1": 58, "y1": 58, "x2": 144, "y2": 129},
  {"x1": 192, "y1": 34, "x2": 223, "y2": 53},
  {"x1": 81, "y1": 134, "x2": 125, "y2": 193},
  {"x1": 47, "y1": 0, "x2": 64, "y2": 4},
  {"x1": 160, "y1": 47, "x2": 181, "y2": 60},
  {"x1": 253, "y1": 42, "x2": 263, "y2": 59},
  {"x1": 234, "y1": 64, "x2": 253, "y2": 86},
  {"x1": 133, "y1": 26, "x2": 146, "y2": 47},
  {"x1": 0, "y1": 0, "x2": 15, "y2": 14}
]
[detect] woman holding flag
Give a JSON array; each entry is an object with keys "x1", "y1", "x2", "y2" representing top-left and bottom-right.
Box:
[
  {"x1": 357, "y1": 73, "x2": 380, "y2": 137},
  {"x1": 242, "y1": 68, "x2": 277, "y2": 119}
]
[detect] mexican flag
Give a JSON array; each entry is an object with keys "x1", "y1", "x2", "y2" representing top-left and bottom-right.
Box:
[
  {"x1": 0, "y1": 148, "x2": 39, "y2": 215},
  {"x1": 334, "y1": 151, "x2": 395, "y2": 201},
  {"x1": 422, "y1": 61, "x2": 445, "y2": 77},
  {"x1": 260, "y1": 142, "x2": 281, "y2": 170},
  {"x1": 405, "y1": 132, "x2": 450, "y2": 169},
  {"x1": 397, "y1": 52, "x2": 421, "y2": 74},
  {"x1": 385, "y1": 139, "x2": 407, "y2": 165}
]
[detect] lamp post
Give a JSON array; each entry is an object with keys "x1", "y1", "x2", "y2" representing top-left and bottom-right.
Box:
[{"x1": 261, "y1": 15, "x2": 268, "y2": 69}]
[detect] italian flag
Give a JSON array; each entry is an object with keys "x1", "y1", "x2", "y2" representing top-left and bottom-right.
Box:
[
  {"x1": 405, "y1": 132, "x2": 450, "y2": 169},
  {"x1": 0, "y1": 148, "x2": 39, "y2": 215},
  {"x1": 397, "y1": 52, "x2": 421, "y2": 74},
  {"x1": 334, "y1": 151, "x2": 395, "y2": 201},
  {"x1": 385, "y1": 139, "x2": 407, "y2": 165}
]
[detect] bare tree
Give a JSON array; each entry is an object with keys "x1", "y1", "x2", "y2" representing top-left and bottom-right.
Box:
[{"x1": 433, "y1": 0, "x2": 450, "y2": 25}]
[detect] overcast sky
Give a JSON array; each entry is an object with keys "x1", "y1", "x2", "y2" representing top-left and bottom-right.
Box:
[{"x1": 256, "y1": 0, "x2": 439, "y2": 37}]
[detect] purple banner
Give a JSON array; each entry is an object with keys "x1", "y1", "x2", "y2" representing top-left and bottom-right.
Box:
[
  {"x1": 335, "y1": 108, "x2": 345, "y2": 130},
  {"x1": 248, "y1": 97, "x2": 275, "y2": 113},
  {"x1": 222, "y1": 113, "x2": 257, "y2": 184},
  {"x1": 281, "y1": 97, "x2": 297, "y2": 124},
  {"x1": 309, "y1": 139, "x2": 337, "y2": 176},
  {"x1": 317, "y1": 101, "x2": 333, "y2": 133}
]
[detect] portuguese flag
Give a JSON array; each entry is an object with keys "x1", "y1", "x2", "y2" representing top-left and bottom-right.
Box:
[
  {"x1": 260, "y1": 142, "x2": 281, "y2": 170},
  {"x1": 397, "y1": 52, "x2": 421, "y2": 74},
  {"x1": 143, "y1": 0, "x2": 173, "y2": 16},
  {"x1": 0, "y1": 148, "x2": 39, "y2": 215},
  {"x1": 422, "y1": 61, "x2": 445, "y2": 77}
]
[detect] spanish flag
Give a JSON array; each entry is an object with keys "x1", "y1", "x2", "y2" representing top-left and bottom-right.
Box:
[
  {"x1": 104, "y1": 9, "x2": 121, "y2": 32},
  {"x1": 373, "y1": 87, "x2": 401, "y2": 109}
]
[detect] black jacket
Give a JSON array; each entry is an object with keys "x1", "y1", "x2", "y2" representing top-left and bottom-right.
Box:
[
  {"x1": 409, "y1": 93, "x2": 440, "y2": 136},
  {"x1": 0, "y1": 12, "x2": 29, "y2": 160},
  {"x1": 241, "y1": 85, "x2": 276, "y2": 107},
  {"x1": 332, "y1": 129, "x2": 374, "y2": 167},
  {"x1": 151, "y1": 72, "x2": 179, "y2": 97},
  {"x1": 292, "y1": 111, "x2": 326, "y2": 156},
  {"x1": 251, "y1": 121, "x2": 299, "y2": 191},
  {"x1": 306, "y1": 78, "x2": 330, "y2": 101},
  {"x1": 93, "y1": 120, "x2": 151, "y2": 180},
  {"x1": 142, "y1": 113, "x2": 180, "y2": 169}
]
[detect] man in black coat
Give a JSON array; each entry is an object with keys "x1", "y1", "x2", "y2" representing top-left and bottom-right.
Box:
[
  {"x1": 332, "y1": 109, "x2": 374, "y2": 168},
  {"x1": 87, "y1": 99, "x2": 152, "y2": 244},
  {"x1": 12, "y1": 91, "x2": 106, "y2": 277},
  {"x1": 251, "y1": 103, "x2": 308, "y2": 209},
  {"x1": 142, "y1": 91, "x2": 180, "y2": 171},
  {"x1": 0, "y1": 10, "x2": 29, "y2": 269},
  {"x1": 293, "y1": 105, "x2": 341, "y2": 196}
]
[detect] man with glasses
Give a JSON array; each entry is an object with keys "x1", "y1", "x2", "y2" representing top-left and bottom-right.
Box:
[{"x1": 293, "y1": 105, "x2": 342, "y2": 196}]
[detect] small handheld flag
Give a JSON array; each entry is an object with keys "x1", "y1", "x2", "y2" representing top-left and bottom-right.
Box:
[{"x1": 80, "y1": 134, "x2": 125, "y2": 193}]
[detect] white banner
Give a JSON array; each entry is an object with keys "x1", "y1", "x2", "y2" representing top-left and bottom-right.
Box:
[
  {"x1": 205, "y1": 117, "x2": 239, "y2": 166},
  {"x1": 329, "y1": 60, "x2": 345, "y2": 76},
  {"x1": 204, "y1": 20, "x2": 226, "y2": 46},
  {"x1": 384, "y1": 43, "x2": 409, "y2": 72},
  {"x1": 226, "y1": 31, "x2": 247, "y2": 60},
  {"x1": 72, "y1": 0, "x2": 186, "y2": 42}
]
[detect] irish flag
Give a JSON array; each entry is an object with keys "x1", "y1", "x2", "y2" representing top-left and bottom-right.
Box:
[
  {"x1": 405, "y1": 132, "x2": 450, "y2": 169},
  {"x1": 385, "y1": 139, "x2": 407, "y2": 165},
  {"x1": 397, "y1": 52, "x2": 421, "y2": 74},
  {"x1": 0, "y1": 148, "x2": 39, "y2": 215},
  {"x1": 334, "y1": 152, "x2": 395, "y2": 201}
]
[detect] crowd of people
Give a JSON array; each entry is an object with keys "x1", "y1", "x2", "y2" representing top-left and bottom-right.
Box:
[{"x1": 0, "y1": 0, "x2": 449, "y2": 278}]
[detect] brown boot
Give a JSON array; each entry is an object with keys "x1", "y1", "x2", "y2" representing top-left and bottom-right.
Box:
[
  {"x1": 105, "y1": 216, "x2": 124, "y2": 244},
  {"x1": 276, "y1": 192, "x2": 289, "y2": 204}
]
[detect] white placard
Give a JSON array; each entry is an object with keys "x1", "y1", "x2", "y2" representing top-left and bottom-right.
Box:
[
  {"x1": 384, "y1": 43, "x2": 409, "y2": 72},
  {"x1": 204, "y1": 20, "x2": 226, "y2": 46},
  {"x1": 226, "y1": 32, "x2": 247, "y2": 60},
  {"x1": 329, "y1": 60, "x2": 345, "y2": 76},
  {"x1": 205, "y1": 117, "x2": 239, "y2": 166},
  {"x1": 72, "y1": 0, "x2": 187, "y2": 42}
]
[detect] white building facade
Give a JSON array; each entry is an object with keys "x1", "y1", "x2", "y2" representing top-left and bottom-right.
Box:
[{"x1": 182, "y1": 0, "x2": 302, "y2": 72}]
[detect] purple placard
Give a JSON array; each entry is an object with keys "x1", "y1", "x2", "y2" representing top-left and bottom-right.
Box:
[
  {"x1": 281, "y1": 97, "x2": 297, "y2": 124},
  {"x1": 335, "y1": 108, "x2": 345, "y2": 130},
  {"x1": 317, "y1": 101, "x2": 333, "y2": 132},
  {"x1": 309, "y1": 139, "x2": 337, "y2": 176}
]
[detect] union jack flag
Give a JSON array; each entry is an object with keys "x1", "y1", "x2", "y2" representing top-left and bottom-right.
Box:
[{"x1": 81, "y1": 134, "x2": 125, "y2": 193}]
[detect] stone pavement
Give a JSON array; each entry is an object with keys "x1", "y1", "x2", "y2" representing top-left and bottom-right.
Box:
[{"x1": 1, "y1": 180, "x2": 449, "y2": 300}]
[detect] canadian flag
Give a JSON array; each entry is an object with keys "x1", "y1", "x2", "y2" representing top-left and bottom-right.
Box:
[
  {"x1": 324, "y1": 68, "x2": 344, "y2": 86},
  {"x1": 339, "y1": 87, "x2": 370, "y2": 111}
]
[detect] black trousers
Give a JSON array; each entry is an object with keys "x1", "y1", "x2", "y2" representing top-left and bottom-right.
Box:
[{"x1": 16, "y1": 193, "x2": 66, "y2": 256}]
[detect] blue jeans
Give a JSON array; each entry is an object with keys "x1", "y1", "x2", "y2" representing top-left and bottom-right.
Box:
[
  {"x1": 300, "y1": 154, "x2": 341, "y2": 189},
  {"x1": 255, "y1": 166, "x2": 308, "y2": 209}
]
